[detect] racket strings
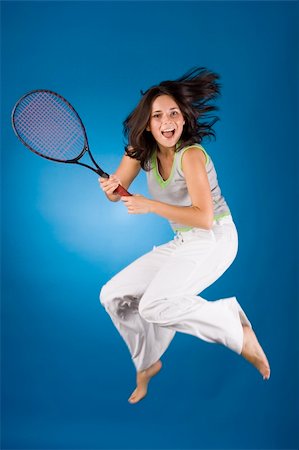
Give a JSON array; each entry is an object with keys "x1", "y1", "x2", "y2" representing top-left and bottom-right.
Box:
[{"x1": 13, "y1": 91, "x2": 85, "y2": 161}]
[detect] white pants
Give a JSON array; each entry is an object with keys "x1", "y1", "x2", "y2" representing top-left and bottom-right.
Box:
[{"x1": 99, "y1": 215, "x2": 252, "y2": 371}]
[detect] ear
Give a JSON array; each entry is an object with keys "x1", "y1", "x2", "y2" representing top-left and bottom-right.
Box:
[{"x1": 146, "y1": 124, "x2": 151, "y2": 131}]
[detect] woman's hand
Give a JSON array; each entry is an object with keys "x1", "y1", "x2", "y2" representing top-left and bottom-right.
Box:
[
  {"x1": 98, "y1": 174, "x2": 121, "y2": 196},
  {"x1": 121, "y1": 194, "x2": 153, "y2": 214}
]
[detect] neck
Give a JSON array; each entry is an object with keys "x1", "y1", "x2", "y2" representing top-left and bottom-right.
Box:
[
  {"x1": 156, "y1": 144, "x2": 176, "y2": 157},
  {"x1": 155, "y1": 139, "x2": 182, "y2": 157}
]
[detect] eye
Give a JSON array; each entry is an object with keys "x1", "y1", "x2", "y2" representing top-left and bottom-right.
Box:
[
  {"x1": 152, "y1": 113, "x2": 161, "y2": 119},
  {"x1": 170, "y1": 111, "x2": 179, "y2": 117}
]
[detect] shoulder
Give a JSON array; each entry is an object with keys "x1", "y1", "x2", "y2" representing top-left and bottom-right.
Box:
[
  {"x1": 123, "y1": 146, "x2": 142, "y2": 167},
  {"x1": 180, "y1": 144, "x2": 208, "y2": 172}
]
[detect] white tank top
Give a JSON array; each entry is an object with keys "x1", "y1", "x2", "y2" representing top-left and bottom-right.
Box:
[{"x1": 146, "y1": 143, "x2": 232, "y2": 232}]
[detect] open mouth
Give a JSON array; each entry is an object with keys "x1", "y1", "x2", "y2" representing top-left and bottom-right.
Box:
[{"x1": 161, "y1": 129, "x2": 175, "y2": 138}]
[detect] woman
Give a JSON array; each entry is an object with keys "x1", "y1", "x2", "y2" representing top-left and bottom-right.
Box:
[{"x1": 99, "y1": 67, "x2": 270, "y2": 404}]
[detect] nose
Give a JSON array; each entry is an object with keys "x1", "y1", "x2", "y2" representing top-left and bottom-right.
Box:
[{"x1": 162, "y1": 113, "x2": 174, "y2": 124}]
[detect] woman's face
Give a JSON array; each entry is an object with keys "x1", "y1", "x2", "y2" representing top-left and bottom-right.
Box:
[{"x1": 146, "y1": 95, "x2": 185, "y2": 152}]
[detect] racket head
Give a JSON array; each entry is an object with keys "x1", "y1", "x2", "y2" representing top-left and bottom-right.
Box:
[{"x1": 11, "y1": 89, "x2": 88, "y2": 163}]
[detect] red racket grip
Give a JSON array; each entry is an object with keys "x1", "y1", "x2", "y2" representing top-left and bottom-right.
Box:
[{"x1": 113, "y1": 184, "x2": 132, "y2": 196}]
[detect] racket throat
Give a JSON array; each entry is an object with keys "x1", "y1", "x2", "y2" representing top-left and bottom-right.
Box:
[{"x1": 75, "y1": 160, "x2": 109, "y2": 177}]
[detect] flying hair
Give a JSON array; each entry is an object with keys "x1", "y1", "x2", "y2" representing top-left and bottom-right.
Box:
[{"x1": 123, "y1": 67, "x2": 222, "y2": 170}]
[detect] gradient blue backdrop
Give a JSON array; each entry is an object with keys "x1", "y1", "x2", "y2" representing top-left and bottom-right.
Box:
[{"x1": 1, "y1": 1, "x2": 298, "y2": 449}]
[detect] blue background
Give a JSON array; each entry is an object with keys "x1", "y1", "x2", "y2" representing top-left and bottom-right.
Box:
[{"x1": 1, "y1": 1, "x2": 298, "y2": 449}]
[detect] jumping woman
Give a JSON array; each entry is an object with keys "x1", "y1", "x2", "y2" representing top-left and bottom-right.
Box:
[{"x1": 99, "y1": 67, "x2": 271, "y2": 404}]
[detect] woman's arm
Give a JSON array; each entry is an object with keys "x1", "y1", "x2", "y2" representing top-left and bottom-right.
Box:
[
  {"x1": 121, "y1": 147, "x2": 214, "y2": 230},
  {"x1": 99, "y1": 151, "x2": 141, "y2": 202},
  {"x1": 152, "y1": 147, "x2": 214, "y2": 229}
]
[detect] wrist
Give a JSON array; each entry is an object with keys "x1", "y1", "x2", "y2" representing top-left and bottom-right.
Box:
[{"x1": 148, "y1": 199, "x2": 157, "y2": 213}]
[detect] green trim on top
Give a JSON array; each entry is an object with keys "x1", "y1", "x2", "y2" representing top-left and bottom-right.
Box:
[
  {"x1": 151, "y1": 150, "x2": 177, "y2": 189},
  {"x1": 180, "y1": 144, "x2": 210, "y2": 171},
  {"x1": 213, "y1": 212, "x2": 232, "y2": 220},
  {"x1": 174, "y1": 213, "x2": 232, "y2": 233},
  {"x1": 173, "y1": 225, "x2": 193, "y2": 232}
]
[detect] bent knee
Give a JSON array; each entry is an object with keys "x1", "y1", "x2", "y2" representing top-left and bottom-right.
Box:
[
  {"x1": 99, "y1": 283, "x2": 119, "y2": 316},
  {"x1": 99, "y1": 283, "x2": 111, "y2": 308}
]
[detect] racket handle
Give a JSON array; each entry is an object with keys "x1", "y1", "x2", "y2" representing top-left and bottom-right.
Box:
[
  {"x1": 113, "y1": 184, "x2": 132, "y2": 196},
  {"x1": 100, "y1": 171, "x2": 132, "y2": 196}
]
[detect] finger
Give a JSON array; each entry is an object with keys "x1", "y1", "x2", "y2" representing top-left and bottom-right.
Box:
[
  {"x1": 99, "y1": 180, "x2": 114, "y2": 189},
  {"x1": 102, "y1": 181, "x2": 119, "y2": 190},
  {"x1": 106, "y1": 181, "x2": 120, "y2": 188},
  {"x1": 109, "y1": 175, "x2": 121, "y2": 184},
  {"x1": 106, "y1": 187, "x2": 120, "y2": 195}
]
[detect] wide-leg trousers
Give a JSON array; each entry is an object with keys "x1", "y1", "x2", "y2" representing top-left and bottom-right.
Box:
[{"x1": 99, "y1": 215, "x2": 252, "y2": 371}]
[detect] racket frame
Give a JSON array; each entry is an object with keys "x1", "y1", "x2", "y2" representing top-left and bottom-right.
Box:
[{"x1": 11, "y1": 89, "x2": 131, "y2": 196}]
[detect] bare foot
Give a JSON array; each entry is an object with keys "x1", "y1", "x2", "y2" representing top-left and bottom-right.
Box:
[
  {"x1": 241, "y1": 325, "x2": 271, "y2": 380},
  {"x1": 128, "y1": 360, "x2": 162, "y2": 404}
]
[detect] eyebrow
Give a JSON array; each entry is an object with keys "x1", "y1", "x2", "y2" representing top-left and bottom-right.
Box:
[{"x1": 152, "y1": 107, "x2": 179, "y2": 113}]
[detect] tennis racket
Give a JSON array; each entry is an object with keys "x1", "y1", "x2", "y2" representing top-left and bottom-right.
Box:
[{"x1": 11, "y1": 89, "x2": 131, "y2": 196}]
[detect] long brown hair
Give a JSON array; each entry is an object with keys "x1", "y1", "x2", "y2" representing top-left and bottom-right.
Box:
[{"x1": 123, "y1": 67, "x2": 221, "y2": 170}]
